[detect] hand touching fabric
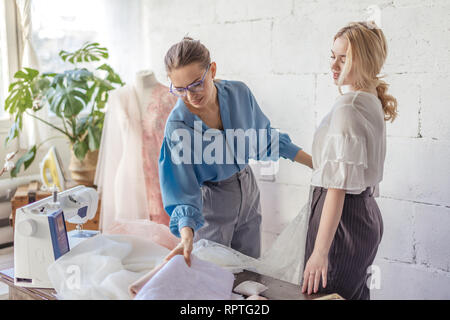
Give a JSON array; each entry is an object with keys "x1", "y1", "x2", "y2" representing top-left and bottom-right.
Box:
[
  {"x1": 128, "y1": 260, "x2": 169, "y2": 298},
  {"x1": 164, "y1": 227, "x2": 194, "y2": 266}
]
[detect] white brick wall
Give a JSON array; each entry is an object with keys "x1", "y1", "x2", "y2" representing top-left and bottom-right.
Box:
[{"x1": 140, "y1": 0, "x2": 450, "y2": 299}]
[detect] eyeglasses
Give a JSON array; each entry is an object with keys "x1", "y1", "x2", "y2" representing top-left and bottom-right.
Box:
[{"x1": 169, "y1": 64, "x2": 210, "y2": 97}]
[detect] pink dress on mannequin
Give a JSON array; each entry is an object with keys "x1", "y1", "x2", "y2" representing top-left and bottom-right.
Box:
[
  {"x1": 141, "y1": 83, "x2": 177, "y2": 226},
  {"x1": 94, "y1": 83, "x2": 178, "y2": 250}
]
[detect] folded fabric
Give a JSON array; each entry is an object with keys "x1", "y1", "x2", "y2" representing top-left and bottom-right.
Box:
[
  {"x1": 234, "y1": 280, "x2": 268, "y2": 296},
  {"x1": 134, "y1": 255, "x2": 235, "y2": 300}
]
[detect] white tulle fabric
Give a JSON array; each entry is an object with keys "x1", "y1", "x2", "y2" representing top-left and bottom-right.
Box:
[
  {"x1": 47, "y1": 188, "x2": 313, "y2": 299},
  {"x1": 311, "y1": 91, "x2": 386, "y2": 196}
]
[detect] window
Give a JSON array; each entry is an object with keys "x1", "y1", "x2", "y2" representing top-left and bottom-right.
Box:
[
  {"x1": 31, "y1": 0, "x2": 110, "y2": 74},
  {"x1": 1, "y1": 0, "x2": 136, "y2": 120},
  {"x1": 0, "y1": 2, "x2": 11, "y2": 120}
]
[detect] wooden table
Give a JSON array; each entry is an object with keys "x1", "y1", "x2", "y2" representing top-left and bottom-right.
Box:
[
  {"x1": 233, "y1": 270, "x2": 343, "y2": 300},
  {"x1": 0, "y1": 268, "x2": 57, "y2": 300},
  {"x1": 1, "y1": 268, "x2": 343, "y2": 300}
]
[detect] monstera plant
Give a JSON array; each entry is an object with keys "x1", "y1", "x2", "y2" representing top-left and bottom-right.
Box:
[{"x1": 3, "y1": 42, "x2": 124, "y2": 180}]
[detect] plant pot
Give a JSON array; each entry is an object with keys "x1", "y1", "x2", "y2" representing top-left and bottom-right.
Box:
[{"x1": 68, "y1": 148, "x2": 99, "y2": 187}]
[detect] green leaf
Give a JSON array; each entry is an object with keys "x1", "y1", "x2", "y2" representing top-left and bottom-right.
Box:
[
  {"x1": 14, "y1": 70, "x2": 28, "y2": 79},
  {"x1": 4, "y1": 121, "x2": 20, "y2": 146},
  {"x1": 23, "y1": 68, "x2": 39, "y2": 79},
  {"x1": 8, "y1": 81, "x2": 20, "y2": 91},
  {"x1": 87, "y1": 126, "x2": 101, "y2": 151},
  {"x1": 73, "y1": 140, "x2": 89, "y2": 161},
  {"x1": 46, "y1": 81, "x2": 87, "y2": 118},
  {"x1": 33, "y1": 78, "x2": 51, "y2": 93},
  {"x1": 84, "y1": 42, "x2": 100, "y2": 49},
  {"x1": 10, "y1": 146, "x2": 37, "y2": 177},
  {"x1": 64, "y1": 92, "x2": 85, "y2": 117},
  {"x1": 4, "y1": 68, "x2": 40, "y2": 118},
  {"x1": 42, "y1": 72, "x2": 57, "y2": 78},
  {"x1": 75, "y1": 115, "x2": 89, "y2": 136},
  {"x1": 24, "y1": 145, "x2": 37, "y2": 169},
  {"x1": 59, "y1": 42, "x2": 109, "y2": 65},
  {"x1": 50, "y1": 73, "x2": 65, "y2": 88},
  {"x1": 65, "y1": 68, "x2": 92, "y2": 84},
  {"x1": 97, "y1": 64, "x2": 124, "y2": 85}
]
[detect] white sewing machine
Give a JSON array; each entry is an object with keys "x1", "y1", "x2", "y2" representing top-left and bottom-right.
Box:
[{"x1": 13, "y1": 185, "x2": 99, "y2": 288}]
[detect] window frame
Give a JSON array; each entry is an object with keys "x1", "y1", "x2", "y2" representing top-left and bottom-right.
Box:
[{"x1": 0, "y1": 0, "x2": 20, "y2": 129}]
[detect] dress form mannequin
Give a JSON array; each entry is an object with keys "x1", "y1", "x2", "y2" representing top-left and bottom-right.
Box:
[
  {"x1": 94, "y1": 74, "x2": 178, "y2": 249},
  {"x1": 135, "y1": 70, "x2": 160, "y2": 116},
  {"x1": 134, "y1": 70, "x2": 177, "y2": 226}
]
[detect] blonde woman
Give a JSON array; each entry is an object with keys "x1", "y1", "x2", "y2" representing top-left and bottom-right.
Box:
[{"x1": 302, "y1": 22, "x2": 398, "y2": 300}]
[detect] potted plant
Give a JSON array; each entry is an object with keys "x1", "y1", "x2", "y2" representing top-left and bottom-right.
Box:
[{"x1": 3, "y1": 42, "x2": 124, "y2": 185}]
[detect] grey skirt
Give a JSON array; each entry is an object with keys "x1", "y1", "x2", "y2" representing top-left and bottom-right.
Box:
[
  {"x1": 193, "y1": 165, "x2": 262, "y2": 258},
  {"x1": 304, "y1": 186, "x2": 384, "y2": 300}
]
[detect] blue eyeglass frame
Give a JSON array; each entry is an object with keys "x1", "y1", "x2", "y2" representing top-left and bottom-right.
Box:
[{"x1": 169, "y1": 64, "x2": 211, "y2": 97}]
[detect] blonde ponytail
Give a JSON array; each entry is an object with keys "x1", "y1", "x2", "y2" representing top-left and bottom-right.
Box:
[{"x1": 376, "y1": 79, "x2": 398, "y2": 122}]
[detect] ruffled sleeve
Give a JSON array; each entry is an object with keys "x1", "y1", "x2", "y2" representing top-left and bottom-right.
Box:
[{"x1": 315, "y1": 104, "x2": 368, "y2": 191}]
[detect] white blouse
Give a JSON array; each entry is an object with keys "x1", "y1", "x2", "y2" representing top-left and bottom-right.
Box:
[{"x1": 311, "y1": 91, "x2": 386, "y2": 196}]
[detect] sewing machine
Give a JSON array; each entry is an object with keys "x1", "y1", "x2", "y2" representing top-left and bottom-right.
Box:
[{"x1": 13, "y1": 185, "x2": 99, "y2": 288}]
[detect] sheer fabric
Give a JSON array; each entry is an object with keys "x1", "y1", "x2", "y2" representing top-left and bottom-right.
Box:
[
  {"x1": 94, "y1": 85, "x2": 178, "y2": 249},
  {"x1": 48, "y1": 192, "x2": 312, "y2": 300},
  {"x1": 311, "y1": 91, "x2": 386, "y2": 196}
]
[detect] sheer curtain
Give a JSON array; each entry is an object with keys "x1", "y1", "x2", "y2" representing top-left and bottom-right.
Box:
[{"x1": 15, "y1": 0, "x2": 50, "y2": 149}]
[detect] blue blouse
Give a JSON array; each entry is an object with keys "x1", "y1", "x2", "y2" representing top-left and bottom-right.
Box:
[{"x1": 158, "y1": 80, "x2": 302, "y2": 237}]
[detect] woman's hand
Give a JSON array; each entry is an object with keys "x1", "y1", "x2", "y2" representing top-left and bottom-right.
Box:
[
  {"x1": 301, "y1": 249, "x2": 329, "y2": 295},
  {"x1": 164, "y1": 227, "x2": 194, "y2": 267}
]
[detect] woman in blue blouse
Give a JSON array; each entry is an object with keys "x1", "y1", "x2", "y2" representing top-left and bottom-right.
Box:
[{"x1": 159, "y1": 37, "x2": 312, "y2": 266}]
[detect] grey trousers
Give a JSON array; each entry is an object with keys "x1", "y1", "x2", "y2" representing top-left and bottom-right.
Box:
[
  {"x1": 194, "y1": 165, "x2": 262, "y2": 258},
  {"x1": 304, "y1": 186, "x2": 384, "y2": 300}
]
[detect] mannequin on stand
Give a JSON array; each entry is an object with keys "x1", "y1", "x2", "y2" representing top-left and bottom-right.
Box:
[
  {"x1": 135, "y1": 70, "x2": 177, "y2": 226},
  {"x1": 94, "y1": 70, "x2": 178, "y2": 249}
]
